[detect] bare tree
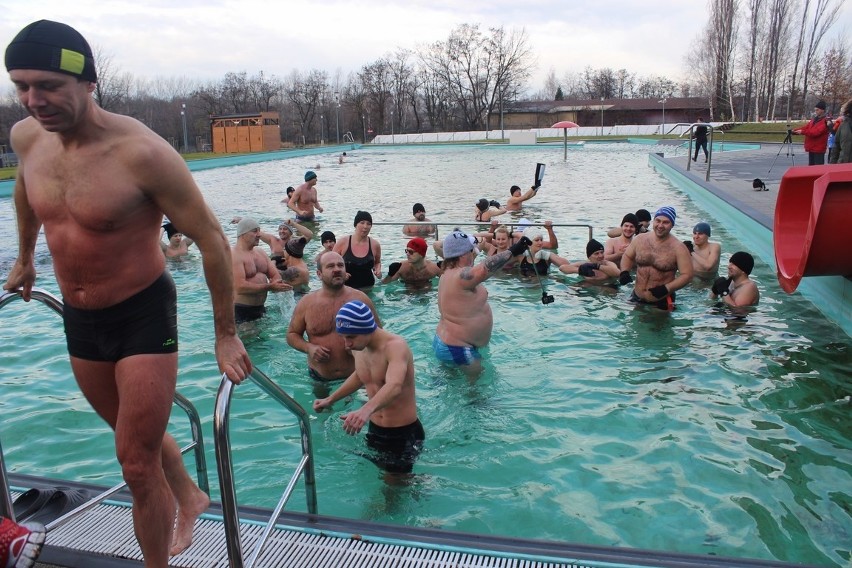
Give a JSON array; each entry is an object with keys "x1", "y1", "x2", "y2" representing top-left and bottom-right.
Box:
[
  {"x1": 708, "y1": 0, "x2": 739, "y2": 120},
  {"x1": 92, "y1": 46, "x2": 133, "y2": 113},
  {"x1": 798, "y1": 0, "x2": 843, "y2": 111}
]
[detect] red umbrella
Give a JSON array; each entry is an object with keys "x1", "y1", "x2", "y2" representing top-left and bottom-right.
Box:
[{"x1": 551, "y1": 121, "x2": 579, "y2": 161}]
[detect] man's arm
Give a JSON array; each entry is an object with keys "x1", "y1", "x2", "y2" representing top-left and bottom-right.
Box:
[
  {"x1": 290, "y1": 220, "x2": 313, "y2": 241},
  {"x1": 314, "y1": 371, "x2": 363, "y2": 412},
  {"x1": 142, "y1": 140, "x2": 250, "y2": 382},
  {"x1": 2, "y1": 125, "x2": 41, "y2": 301},
  {"x1": 693, "y1": 244, "x2": 721, "y2": 272},
  {"x1": 287, "y1": 190, "x2": 304, "y2": 215},
  {"x1": 666, "y1": 242, "x2": 695, "y2": 293},
  {"x1": 462, "y1": 238, "x2": 530, "y2": 288},
  {"x1": 725, "y1": 282, "x2": 759, "y2": 307},
  {"x1": 542, "y1": 221, "x2": 558, "y2": 249}
]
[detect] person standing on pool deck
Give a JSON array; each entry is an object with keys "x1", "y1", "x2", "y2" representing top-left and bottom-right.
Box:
[
  {"x1": 692, "y1": 117, "x2": 709, "y2": 162},
  {"x1": 287, "y1": 251, "x2": 381, "y2": 387},
  {"x1": 793, "y1": 101, "x2": 830, "y2": 166},
  {"x1": 619, "y1": 206, "x2": 693, "y2": 310},
  {"x1": 434, "y1": 230, "x2": 531, "y2": 377},
  {"x1": 288, "y1": 170, "x2": 324, "y2": 221},
  {"x1": 2, "y1": 20, "x2": 251, "y2": 567},
  {"x1": 313, "y1": 300, "x2": 424, "y2": 476}
]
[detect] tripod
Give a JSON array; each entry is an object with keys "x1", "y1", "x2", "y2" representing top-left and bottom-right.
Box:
[{"x1": 768, "y1": 127, "x2": 795, "y2": 173}]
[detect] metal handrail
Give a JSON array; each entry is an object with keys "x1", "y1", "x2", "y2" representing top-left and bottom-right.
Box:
[
  {"x1": 674, "y1": 122, "x2": 715, "y2": 181},
  {"x1": 214, "y1": 367, "x2": 317, "y2": 568},
  {"x1": 0, "y1": 287, "x2": 209, "y2": 521},
  {"x1": 370, "y1": 221, "x2": 595, "y2": 243}
]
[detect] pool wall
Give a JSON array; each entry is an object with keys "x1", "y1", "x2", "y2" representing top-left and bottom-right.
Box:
[{"x1": 650, "y1": 152, "x2": 852, "y2": 338}]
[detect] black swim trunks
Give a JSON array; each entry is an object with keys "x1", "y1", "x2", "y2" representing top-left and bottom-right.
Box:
[
  {"x1": 235, "y1": 303, "x2": 266, "y2": 323},
  {"x1": 366, "y1": 419, "x2": 425, "y2": 474},
  {"x1": 630, "y1": 290, "x2": 676, "y2": 311},
  {"x1": 63, "y1": 272, "x2": 178, "y2": 362},
  {"x1": 308, "y1": 367, "x2": 349, "y2": 383}
]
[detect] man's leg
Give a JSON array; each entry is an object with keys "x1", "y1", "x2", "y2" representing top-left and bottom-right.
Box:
[
  {"x1": 73, "y1": 355, "x2": 177, "y2": 568},
  {"x1": 161, "y1": 433, "x2": 209, "y2": 555}
]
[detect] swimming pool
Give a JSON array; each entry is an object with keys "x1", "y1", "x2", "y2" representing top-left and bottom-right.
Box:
[{"x1": 1, "y1": 143, "x2": 850, "y2": 567}]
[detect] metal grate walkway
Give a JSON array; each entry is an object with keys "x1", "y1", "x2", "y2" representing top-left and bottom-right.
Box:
[{"x1": 40, "y1": 499, "x2": 580, "y2": 568}]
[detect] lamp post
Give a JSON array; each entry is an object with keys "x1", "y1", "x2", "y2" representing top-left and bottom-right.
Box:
[
  {"x1": 180, "y1": 103, "x2": 188, "y2": 153},
  {"x1": 391, "y1": 110, "x2": 394, "y2": 143},
  {"x1": 320, "y1": 114, "x2": 324, "y2": 145},
  {"x1": 334, "y1": 91, "x2": 340, "y2": 145},
  {"x1": 600, "y1": 97, "x2": 604, "y2": 137},
  {"x1": 499, "y1": 87, "x2": 505, "y2": 141},
  {"x1": 659, "y1": 98, "x2": 667, "y2": 136},
  {"x1": 362, "y1": 115, "x2": 366, "y2": 143}
]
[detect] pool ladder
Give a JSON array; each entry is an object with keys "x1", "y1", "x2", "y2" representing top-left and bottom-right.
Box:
[{"x1": 0, "y1": 287, "x2": 318, "y2": 568}]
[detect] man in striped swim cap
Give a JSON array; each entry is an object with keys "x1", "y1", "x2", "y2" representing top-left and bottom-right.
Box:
[
  {"x1": 313, "y1": 300, "x2": 425, "y2": 477},
  {"x1": 619, "y1": 206, "x2": 694, "y2": 310},
  {"x1": 4, "y1": 20, "x2": 251, "y2": 566}
]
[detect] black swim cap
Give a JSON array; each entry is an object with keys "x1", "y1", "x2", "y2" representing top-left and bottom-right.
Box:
[
  {"x1": 586, "y1": 239, "x2": 604, "y2": 258},
  {"x1": 5, "y1": 20, "x2": 97, "y2": 83},
  {"x1": 729, "y1": 251, "x2": 754, "y2": 275},
  {"x1": 354, "y1": 210, "x2": 373, "y2": 226}
]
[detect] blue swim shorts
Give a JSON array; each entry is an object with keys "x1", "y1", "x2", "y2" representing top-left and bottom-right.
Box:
[{"x1": 432, "y1": 334, "x2": 482, "y2": 365}]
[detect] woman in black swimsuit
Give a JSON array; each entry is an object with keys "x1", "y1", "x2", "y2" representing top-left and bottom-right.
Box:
[
  {"x1": 332, "y1": 211, "x2": 382, "y2": 289},
  {"x1": 518, "y1": 229, "x2": 569, "y2": 277}
]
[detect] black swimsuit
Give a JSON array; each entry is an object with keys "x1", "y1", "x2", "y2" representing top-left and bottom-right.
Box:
[{"x1": 343, "y1": 237, "x2": 375, "y2": 289}]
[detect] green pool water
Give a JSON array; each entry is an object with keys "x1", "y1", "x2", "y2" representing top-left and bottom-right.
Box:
[{"x1": 1, "y1": 143, "x2": 849, "y2": 566}]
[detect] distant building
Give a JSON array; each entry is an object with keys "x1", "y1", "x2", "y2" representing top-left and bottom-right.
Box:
[
  {"x1": 491, "y1": 97, "x2": 711, "y2": 130},
  {"x1": 210, "y1": 112, "x2": 281, "y2": 153}
]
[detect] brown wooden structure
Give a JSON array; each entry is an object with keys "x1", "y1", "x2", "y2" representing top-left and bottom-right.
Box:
[{"x1": 210, "y1": 112, "x2": 281, "y2": 153}]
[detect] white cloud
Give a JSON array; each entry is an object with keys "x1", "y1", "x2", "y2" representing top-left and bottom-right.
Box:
[{"x1": 2, "y1": 0, "x2": 851, "y2": 93}]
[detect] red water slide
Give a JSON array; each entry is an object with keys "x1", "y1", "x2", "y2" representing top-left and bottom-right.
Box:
[{"x1": 774, "y1": 165, "x2": 852, "y2": 293}]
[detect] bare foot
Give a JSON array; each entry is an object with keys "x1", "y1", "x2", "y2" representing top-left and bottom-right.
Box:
[{"x1": 169, "y1": 489, "x2": 210, "y2": 556}]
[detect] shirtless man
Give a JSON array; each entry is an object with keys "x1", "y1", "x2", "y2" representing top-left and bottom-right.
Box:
[
  {"x1": 710, "y1": 251, "x2": 759, "y2": 307},
  {"x1": 619, "y1": 206, "x2": 694, "y2": 310},
  {"x1": 288, "y1": 170, "x2": 324, "y2": 221},
  {"x1": 257, "y1": 219, "x2": 312, "y2": 269},
  {"x1": 314, "y1": 230, "x2": 336, "y2": 265},
  {"x1": 382, "y1": 237, "x2": 442, "y2": 286},
  {"x1": 3, "y1": 20, "x2": 250, "y2": 567},
  {"x1": 686, "y1": 222, "x2": 721, "y2": 280},
  {"x1": 160, "y1": 223, "x2": 194, "y2": 259},
  {"x1": 313, "y1": 300, "x2": 424, "y2": 475},
  {"x1": 402, "y1": 203, "x2": 437, "y2": 237},
  {"x1": 604, "y1": 213, "x2": 637, "y2": 268},
  {"x1": 434, "y1": 230, "x2": 531, "y2": 377},
  {"x1": 505, "y1": 184, "x2": 538, "y2": 211},
  {"x1": 287, "y1": 251, "x2": 380, "y2": 386},
  {"x1": 231, "y1": 217, "x2": 292, "y2": 323},
  {"x1": 559, "y1": 238, "x2": 621, "y2": 283},
  {"x1": 474, "y1": 198, "x2": 507, "y2": 222}
]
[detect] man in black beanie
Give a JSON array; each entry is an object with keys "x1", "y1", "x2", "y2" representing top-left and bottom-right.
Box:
[
  {"x1": 3, "y1": 20, "x2": 251, "y2": 566},
  {"x1": 559, "y1": 238, "x2": 621, "y2": 283},
  {"x1": 710, "y1": 251, "x2": 760, "y2": 307}
]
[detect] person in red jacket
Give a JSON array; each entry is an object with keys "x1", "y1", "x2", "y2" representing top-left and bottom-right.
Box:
[{"x1": 793, "y1": 100, "x2": 830, "y2": 165}]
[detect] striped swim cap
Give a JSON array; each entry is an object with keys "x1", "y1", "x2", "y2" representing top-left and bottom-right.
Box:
[
  {"x1": 335, "y1": 301, "x2": 377, "y2": 335},
  {"x1": 654, "y1": 206, "x2": 677, "y2": 225}
]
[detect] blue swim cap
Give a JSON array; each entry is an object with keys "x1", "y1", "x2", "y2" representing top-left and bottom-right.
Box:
[{"x1": 693, "y1": 222, "x2": 711, "y2": 236}]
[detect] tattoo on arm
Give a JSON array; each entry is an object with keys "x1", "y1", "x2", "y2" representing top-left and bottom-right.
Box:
[
  {"x1": 281, "y1": 267, "x2": 300, "y2": 282},
  {"x1": 484, "y1": 250, "x2": 512, "y2": 273},
  {"x1": 459, "y1": 266, "x2": 475, "y2": 281}
]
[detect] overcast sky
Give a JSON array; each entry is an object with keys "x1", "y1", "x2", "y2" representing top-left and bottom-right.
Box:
[{"x1": 2, "y1": 0, "x2": 851, "y2": 95}]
